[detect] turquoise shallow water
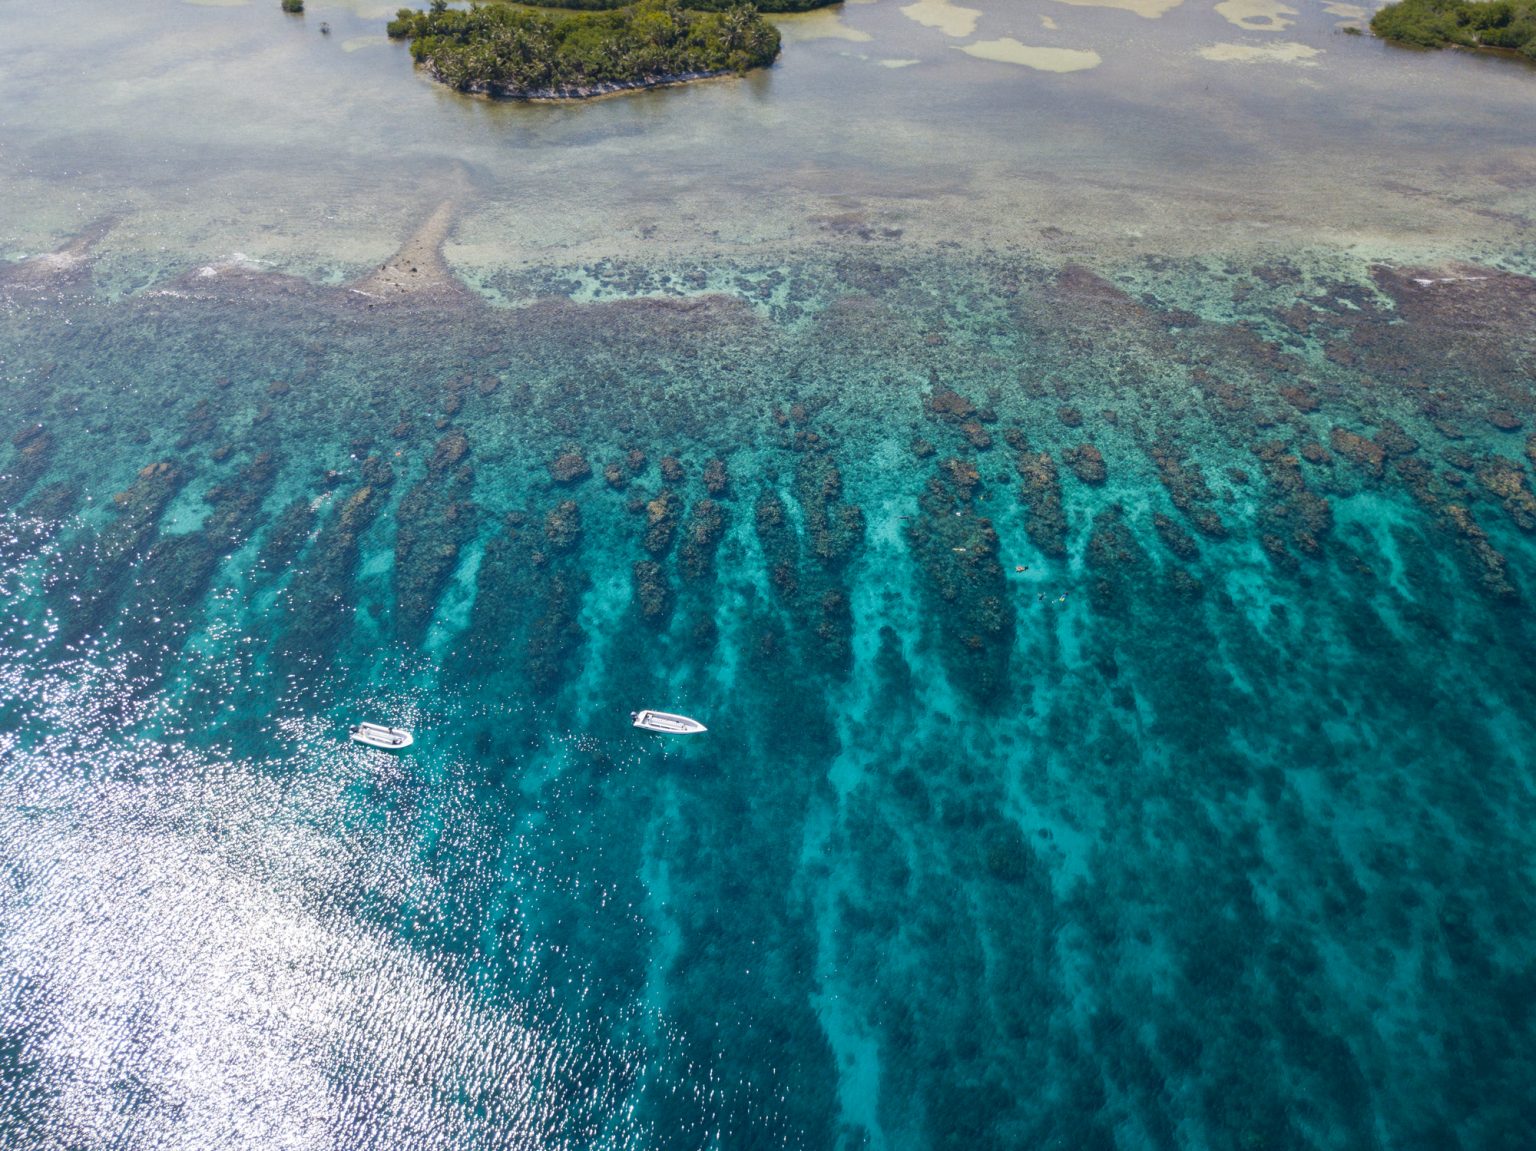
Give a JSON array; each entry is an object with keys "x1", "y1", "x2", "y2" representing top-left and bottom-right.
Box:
[
  {"x1": 2, "y1": 245, "x2": 1535, "y2": 1149},
  {"x1": 5, "y1": 0, "x2": 1536, "y2": 1145}
]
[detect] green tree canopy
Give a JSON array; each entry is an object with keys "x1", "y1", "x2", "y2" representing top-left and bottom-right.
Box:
[
  {"x1": 388, "y1": 0, "x2": 781, "y2": 96},
  {"x1": 1372, "y1": 0, "x2": 1536, "y2": 58}
]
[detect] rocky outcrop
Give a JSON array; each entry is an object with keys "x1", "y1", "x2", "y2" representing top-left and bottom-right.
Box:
[
  {"x1": 450, "y1": 508, "x2": 589, "y2": 692},
  {"x1": 177, "y1": 398, "x2": 220, "y2": 451},
  {"x1": 1279, "y1": 384, "x2": 1320, "y2": 413},
  {"x1": 755, "y1": 493, "x2": 800, "y2": 602},
  {"x1": 257, "y1": 497, "x2": 318, "y2": 577},
  {"x1": 545, "y1": 499, "x2": 583, "y2": 553},
  {"x1": 906, "y1": 463, "x2": 1015, "y2": 702},
  {"x1": 1007, "y1": 434, "x2": 1066, "y2": 558},
  {"x1": 1152, "y1": 513, "x2": 1198, "y2": 561},
  {"x1": 703, "y1": 457, "x2": 729, "y2": 496},
  {"x1": 1329, "y1": 428, "x2": 1385, "y2": 477},
  {"x1": 641, "y1": 489, "x2": 681, "y2": 557},
  {"x1": 119, "y1": 453, "x2": 278, "y2": 662},
  {"x1": 679, "y1": 499, "x2": 727, "y2": 583},
  {"x1": 1253, "y1": 442, "x2": 1332, "y2": 561},
  {"x1": 1475, "y1": 456, "x2": 1536, "y2": 532},
  {"x1": 282, "y1": 458, "x2": 394, "y2": 660},
  {"x1": 923, "y1": 388, "x2": 977, "y2": 424},
  {"x1": 633, "y1": 559, "x2": 672, "y2": 623},
  {"x1": 796, "y1": 454, "x2": 864, "y2": 568},
  {"x1": 1443, "y1": 504, "x2": 1517, "y2": 600},
  {"x1": 1085, "y1": 504, "x2": 1149, "y2": 613},
  {"x1": 1063, "y1": 443, "x2": 1107, "y2": 485},
  {"x1": 394, "y1": 432, "x2": 478, "y2": 646},
  {"x1": 1, "y1": 424, "x2": 55, "y2": 509},
  {"x1": 548, "y1": 445, "x2": 591, "y2": 485},
  {"x1": 1150, "y1": 441, "x2": 1226, "y2": 539},
  {"x1": 103, "y1": 463, "x2": 191, "y2": 571}
]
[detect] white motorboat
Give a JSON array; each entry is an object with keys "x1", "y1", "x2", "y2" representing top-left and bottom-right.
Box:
[
  {"x1": 631, "y1": 710, "x2": 707, "y2": 735},
  {"x1": 349, "y1": 722, "x2": 414, "y2": 750}
]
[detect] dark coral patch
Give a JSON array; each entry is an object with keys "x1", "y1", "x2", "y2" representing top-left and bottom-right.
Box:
[
  {"x1": 548, "y1": 446, "x2": 591, "y2": 485},
  {"x1": 1063, "y1": 444, "x2": 1107, "y2": 485}
]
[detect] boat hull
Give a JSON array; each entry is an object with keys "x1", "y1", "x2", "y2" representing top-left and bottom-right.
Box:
[
  {"x1": 349, "y1": 723, "x2": 414, "y2": 750},
  {"x1": 632, "y1": 710, "x2": 707, "y2": 734}
]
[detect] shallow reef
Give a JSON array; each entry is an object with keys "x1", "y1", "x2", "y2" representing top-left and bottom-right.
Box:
[
  {"x1": 394, "y1": 430, "x2": 479, "y2": 646},
  {"x1": 2, "y1": 242, "x2": 1536, "y2": 1151}
]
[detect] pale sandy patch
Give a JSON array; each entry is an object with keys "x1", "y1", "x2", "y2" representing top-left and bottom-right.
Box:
[
  {"x1": 956, "y1": 38, "x2": 1103, "y2": 71},
  {"x1": 901, "y1": 0, "x2": 983, "y2": 37},
  {"x1": 1215, "y1": 0, "x2": 1296, "y2": 29},
  {"x1": 341, "y1": 35, "x2": 390, "y2": 53},
  {"x1": 352, "y1": 192, "x2": 473, "y2": 304},
  {"x1": 1041, "y1": 14, "x2": 1061, "y2": 28},
  {"x1": 879, "y1": 58, "x2": 923, "y2": 67},
  {"x1": 1198, "y1": 40, "x2": 1322, "y2": 62},
  {"x1": 1321, "y1": 0, "x2": 1367, "y2": 15},
  {"x1": 774, "y1": 10, "x2": 874, "y2": 43},
  {"x1": 1049, "y1": 0, "x2": 1184, "y2": 18}
]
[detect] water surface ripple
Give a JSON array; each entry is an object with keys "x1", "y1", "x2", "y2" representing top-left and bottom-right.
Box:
[
  {"x1": 4, "y1": 0, "x2": 1536, "y2": 1147},
  {"x1": 2, "y1": 248, "x2": 1534, "y2": 1150}
]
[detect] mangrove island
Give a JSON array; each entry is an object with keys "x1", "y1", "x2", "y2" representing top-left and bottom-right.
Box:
[
  {"x1": 387, "y1": 0, "x2": 782, "y2": 99},
  {"x1": 1372, "y1": 0, "x2": 1536, "y2": 59}
]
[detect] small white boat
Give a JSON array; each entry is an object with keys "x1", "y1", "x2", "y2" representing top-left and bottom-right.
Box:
[
  {"x1": 349, "y1": 722, "x2": 414, "y2": 750},
  {"x1": 631, "y1": 710, "x2": 707, "y2": 735}
]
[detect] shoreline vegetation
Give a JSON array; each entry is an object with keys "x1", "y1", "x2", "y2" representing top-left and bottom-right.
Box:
[
  {"x1": 386, "y1": 0, "x2": 781, "y2": 99},
  {"x1": 514, "y1": 0, "x2": 836, "y2": 9},
  {"x1": 1371, "y1": 0, "x2": 1536, "y2": 59}
]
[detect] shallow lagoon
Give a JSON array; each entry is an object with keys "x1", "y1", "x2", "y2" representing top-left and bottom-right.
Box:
[{"x1": 2, "y1": 2, "x2": 1535, "y2": 1150}]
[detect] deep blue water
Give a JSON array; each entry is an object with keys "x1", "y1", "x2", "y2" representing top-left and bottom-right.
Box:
[{"x1": 2, "y1": 248, "x2": 1535, "y2": 1150}]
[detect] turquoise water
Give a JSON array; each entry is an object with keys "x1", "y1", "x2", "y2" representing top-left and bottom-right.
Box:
[
  {"x1": 3, "y1": 247, "x2": 1535, "y2": 1150},
  {"x1": 5, "y1": 1, "x2": 1536, "y2": 1148}
]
